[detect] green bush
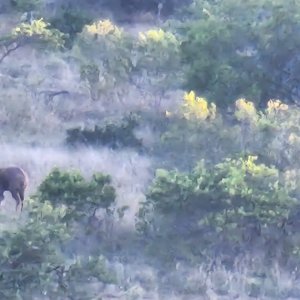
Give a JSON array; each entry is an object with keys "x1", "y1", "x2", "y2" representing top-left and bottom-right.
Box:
[
  {"x1": 137, "y1": 155, "x2": 297, "y2": 264},
  {"x1": 0, "y1": 199, "x2": 69, "y2": 298},
  {"x1": 132, "y1": 28, "x2": 182, "y2": 108},
  {"x1": 37, "y1": 168, "x2": 116, "y2": 216},
  {"x1": 0, "y1": 197, "x2": 117, "y2": 299},
  {"x1": 0, "y1": 170, "x2": 118, "y2": 298},
  {"x1": 12, "y1": 18, "x2": 65, "y2": 49},
  {"x1": 65, "y1": 113, "x2": 143, "y2": 150},
  {"x1": 153, "y1": 93, "x2": 300, "y2": 173},
  {"x1": 73, "y1": 19, "x2": 133, "y2": 100}
]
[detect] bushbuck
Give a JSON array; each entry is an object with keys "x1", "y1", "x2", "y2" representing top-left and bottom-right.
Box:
[{"x1": 0, "y1": 167, "x2": 29, "y2": 212}]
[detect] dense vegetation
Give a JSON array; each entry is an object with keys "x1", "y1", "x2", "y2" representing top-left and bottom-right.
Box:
[{"x1": 0, "y1": 0, "x2": 300, "y2": 298}]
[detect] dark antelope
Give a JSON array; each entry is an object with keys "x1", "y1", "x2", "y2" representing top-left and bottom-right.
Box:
[{"x1": 0, "y1": 167, "x2": 28, "y2": 212}]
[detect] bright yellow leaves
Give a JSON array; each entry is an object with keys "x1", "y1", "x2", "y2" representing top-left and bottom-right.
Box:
[
  {"x1": 267, "y1": 99, "x2": 288, "y2": 114},
  {"x1": 13, "y1": 18, "x2": 49, "y2": 36},
  {"x1": 234, "y1": 98, "x2": 289, "y2": 124},
  {"x1": 219, "y1": 155, "x2": 279, "y2": 196},
  {"x1": 243, "y1": 155, "x2": 259, "y2": 172},
  {"x1": 138, "y1": 29, "x2": 178, "y2": 46},
  {"x1": 84, "y1": 19, "x2": 122, "y2": 37},
  {"x1": 182, "y1": 90, "x2": 216, "y2": 120},
  {"x1": 235, "y1": 98, "x2": 257, "y2": 122},
  {"x1": 243, "y1": 155, "x2": 278, "y2": 176},
  {"x1": 12, "y1": 18, "x2": 64, "y2": 48},
  {"x1": 181, "y1": 94, "x2": 289, "y2": 123},
  {"x1": 288, "y1": 133, "x2": 300, "y2": 145}
]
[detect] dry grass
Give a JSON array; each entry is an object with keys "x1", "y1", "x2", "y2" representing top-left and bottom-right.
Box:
[{"x1": 0, "y1": 144, "x2": 153, "y2": 228}]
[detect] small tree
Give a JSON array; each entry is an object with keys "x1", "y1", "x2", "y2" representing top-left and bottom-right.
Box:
[
  {"x1": 37, "y1": 168, "x2": 116, "y2": 218},
  {"x1": 133, "y1": 28, "x2": 182, "y2": 110},
  {"x1": 0, "y1": 18, "x2": 64, "y2": 64},
  {"x1": 74, "y1": 19, "x2": 133, "y2": 101}
]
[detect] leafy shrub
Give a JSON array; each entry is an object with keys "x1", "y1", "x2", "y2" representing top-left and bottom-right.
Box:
[
  {"x1": 0, "y1": 18, "x2": 65, "y2": 64},
  {"x1": 137, "y1": 155, "x2": 297, "y2": 264},
  {"x1": 65, "y1": 256, "x2": 116, "y2": 285},
  {"x1": 154, "y1": 91, "x2": 299, "y2": 172},
  {"x1": 182, "y1": 90, "x2": 216, "y2": 120},
  {"x1": 12, "y1": 18, "x2": 65, "y2": 49},
  {"x1": 132, "y1": 28, "x2": 182, "y2": 108},
  {"x1": 74, "y1": 19, "x2": 133, "y2": 100},
  {"x1": 65, "y1": 113, "x2": 143, "y2": 150},
  {"x1": 0, "y1": 199, "x2": 69, "y2": 298},
  {"x1": 50, "y1": 8, "x2": 93, "y2": 48},
  {"x1": 37, "y1": 168, "x2": 116, "y2": 216},
  {"x1": 154, "y1": 91, "x2": 238, "y2": 170},
  {"x1": 0, "y1": 196, "x2": 118, "y2": 299}
]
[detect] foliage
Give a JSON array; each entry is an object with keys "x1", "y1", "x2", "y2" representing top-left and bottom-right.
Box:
[
  {"x1": 234, "y1": 98, "x2": 258, "y2": 123},
  {"x1": 0, "y1": 168, "x2": 120, "y2": 299},
  {"x1": 65, "y1": 113, "x2": 143, "y2": 150},
  {"x1": 132, "y1": 27, "x2": 182, "y2": 108},
  {"x1": 10, "y1": 0, "x2": 40, "y2": 11},
  {"x1": 154, "y1": 91, "x2": 235, "y2": 169},
  {"x1": 50, "y1": 8, "x2": 93, "y2": 48},
  {"x1": 84, "y1": 19, "x2": 122, "y2": 37},
  {"x1": 58, "y1": 255, "x2": 117, "y2": 299},
  {"x1": 12, "y1": 18, "x2": 65, "y2": 49},
  {"x1": 155, "y1": 91, "x2": 299, "y2": 172},
  {"x1": 65, "y1": 255, "x2": 116, "y2": 284},
  {"x1": 0, "y1": 18, "x2": 64, "y2": 64},
  {"x1": 79, "y1": 63, "x2": 100, "y2": 100},
  {"x1": 182, "y1": 90, "x2": 216, "y2": 120},
  {"x1": 137, "y1": 155, "x2": 297, "y2": 264},
  {"x1": 1, "y1": 1, "x2": 300, "y2": 296},
  {"x1": 0, "y1": 194, "x2": 117, "y2": 299},
  {"x1": 137, "y1": 28, "x2": 180, "y2": 65},
  {"x1": 37, "y1": 168, "x2": 116, "y2": 217},
  {"x1": 180, "y1": 0, "x2": 300, "y2": 107},
  {"x1": 145, "y1": 93, "x2": 300, "y2": 265},
  {"x1": 0, "y1": 199, "x2": 67, "y2": 298},
  {"x1": 74, "y1": 19, "x2": 133, "y2": 100}
]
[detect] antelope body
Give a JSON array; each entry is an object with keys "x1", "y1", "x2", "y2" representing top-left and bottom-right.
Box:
[{"x1": 0, "y1": 167, "x2": 28, "y2": 211}]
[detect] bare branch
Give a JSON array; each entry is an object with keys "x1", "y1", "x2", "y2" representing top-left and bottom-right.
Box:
[{"x1": 0, "y1": 41, "x2": 21, "y2": 64}]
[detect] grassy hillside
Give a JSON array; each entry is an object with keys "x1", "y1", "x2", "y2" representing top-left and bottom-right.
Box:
[{"x1": 0, "y1": 1, "x2": 300, "y2": 299}]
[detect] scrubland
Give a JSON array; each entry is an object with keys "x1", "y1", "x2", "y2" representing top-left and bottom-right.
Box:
[{"x1": 0, "y1": 0, "x2": 300, "y2": 299}]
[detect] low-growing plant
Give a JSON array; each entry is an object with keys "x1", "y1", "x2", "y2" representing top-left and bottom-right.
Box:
[
  {"x1": 65, "y1": 113, "x2": 143, "y2": 150},
  {"x1": 0, "y1": 196, "x2": 118, "y2": 299},
  {"x1": 0, "y1": 198, "x2": 69, "y2": 298},
  {"x1": 37, "y1": 168, "x2": 116, "y2": 218},
  {"x1": 137, "y1": 155, "x2": 297, "y2": 265}
]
